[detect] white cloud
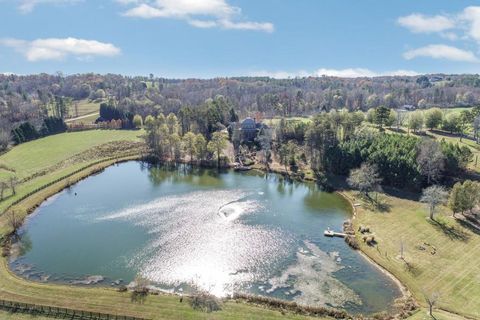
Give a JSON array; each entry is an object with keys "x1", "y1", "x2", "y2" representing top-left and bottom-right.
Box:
[
  {"x1": 250, "y1": 68, "x2": 419, "y2": 79},
  {"x1": 123, "y1": 3, "x2": 165, "y2": 18},
  {"x1": 403, "y1": 44, "x2": 479, "y2": 63},
  {"x1": 17, "y1": 0, "x2": 81, "y2": 13},
  {"x1": 120, "y1": 0, "x2": 274, "y2": 32},
  {"x1": 0, "y1": 37, "x2": 121, "y2": 62},
  {"x1": 217, "y1": 19, "x2": 274, "y2": 33},
  {"x1": 188, "y1": 19, "x2": 218, "y2": 29},
  {"x1": 398, "y1": 7, "x2": 480, "y2": 64},
  {"x1": 441, "y1": 32, "x2": 459, "y2": 41},
  {"x1": 462, "y1": 6, "x2": 480, "y2": 42},
  {"x1": 398, "y1": 7, "x2": 480, "y2": 43},
  {"x1": 398, "y1": 14, "x2": 455, "y2": 33}
]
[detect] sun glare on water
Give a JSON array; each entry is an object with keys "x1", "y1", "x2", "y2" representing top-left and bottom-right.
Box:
[{"x1": 99, "y1": 189, "x2": 292, "y2": 296}]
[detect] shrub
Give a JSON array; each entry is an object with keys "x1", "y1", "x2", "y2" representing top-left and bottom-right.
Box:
[
  {"x1": 232, "y1": 293, "x2": 350, "y2": 319},
  {"x1": 363, "y1": 235, "x2": 376, "y2": 245},
  {"x1": 345, "y1": 235, "x2": 359, "y2": 250},
  {"x1": 40, "y1": 117, "x2": 67, "y2": 136},
  {"x1": 189, "y1": 292, "x2": 221, "y2": 312},
  {"x1": 133, "y1": 114, "x2": 143, "y2": 129},
  {"x1": 358, "y1": 225, "x2": 371, "y2": 233},
  {"x1": 11, "y1": 122, "x2": 39, "y2": 144}
]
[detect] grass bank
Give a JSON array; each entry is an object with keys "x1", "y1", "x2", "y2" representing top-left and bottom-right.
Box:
[{"x1": 350, "y1": 190, "x2": 480, "y2": 319}]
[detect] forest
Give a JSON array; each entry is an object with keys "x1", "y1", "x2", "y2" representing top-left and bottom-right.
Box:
[{"x1": 2, "y1": 73, "x2": 480, "y2": 131}]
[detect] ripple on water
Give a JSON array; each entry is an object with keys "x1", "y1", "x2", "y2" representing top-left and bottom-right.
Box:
[{"x1": 99, "y1": 190, "x2": 295, "y2": 296}]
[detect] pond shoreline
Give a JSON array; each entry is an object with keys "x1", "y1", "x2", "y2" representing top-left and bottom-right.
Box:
[{"x1": 3, "y1": 157, "x2": 414, "y2": 318}]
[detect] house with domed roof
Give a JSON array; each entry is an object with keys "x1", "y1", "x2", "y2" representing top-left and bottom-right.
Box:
[{"x1": 238, "y1": 117, "x2": 268, "y2": 142}]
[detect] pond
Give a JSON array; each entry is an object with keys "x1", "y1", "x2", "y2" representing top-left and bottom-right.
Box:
[{"x1": 10, "y1": 161, "x2": 401, "y2": 314}]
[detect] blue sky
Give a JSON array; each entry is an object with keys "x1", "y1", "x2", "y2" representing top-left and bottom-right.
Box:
[{"x1": 1, "y1": 0, "x2": 480, "y2": 78}]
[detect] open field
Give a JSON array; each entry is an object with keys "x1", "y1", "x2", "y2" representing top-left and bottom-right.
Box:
[
  {"x1": 441, "y1": 107, "x2": 473, "y2": 116},
  {"x1": 407, "y1": 309, "x2": 468, "y2": 320},
  {"x1": 68, "y1": 99, "x2": 102, "y2": 118},
  {"x1": 0, "y1": 311, "x2": 52, "y2": 320},
  {"x1": 350, "y1": 190, "x2": 480, "y2": 319},
  {"x1": 65, "y1": 112, "x2": 100, "y2": 125},
  {"x1": 0, "y1": 130, "x2": 145, "y2": 224},
  {"x1": 263, "y1": 116, "x2": 312, "y2": 127},
  {"x1": 0, "y1": 130, "x2": 143, "y2": 181}
]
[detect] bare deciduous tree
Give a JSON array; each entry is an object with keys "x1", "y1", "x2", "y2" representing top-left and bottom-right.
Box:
[
  {"x1": 0, "y1": 181, "x2": 7, "y2": 200},
  {"x1": 420, "y1": 185, "x2": 448, "y2": 220},
  {"x1": 348, "y1": 163, "x2": 382, "y2": 200},
  {"x1": 424, "y1": 292, "x2": 440, "y2": 317},
  {"x1": 9, "y1": 176, "x2": 18, "y2": 195},
  {"x1": 7, "y1": 211, "x2": 22, "y2": 233},
  {"x1": 0, "y1": 129, "x2": 10, "y2": 152},
  {"x1": 417, "y1": 139, "x2": 445, "y2": 185}
]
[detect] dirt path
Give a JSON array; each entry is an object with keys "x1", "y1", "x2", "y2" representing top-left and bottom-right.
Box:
[{"x1": 65, "y1": 112, "x2": 99, "y2": 123}]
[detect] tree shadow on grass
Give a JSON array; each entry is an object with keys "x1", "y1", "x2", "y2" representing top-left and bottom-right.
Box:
[
  {"x1": 359, "y1": 194, "x2": 392, "y2": 213},
  {"x1": 375, "y1": 200, "x2": 392, "y2": 213},
  {"x1": 457, "y1": 219, "x2": 480, "y2": 236},
  {"x1": 403, "y1": 259, "x2": 422, "y2": 277},
  {"x1": 428, "y1": 218, "x2": 470, "y2": 242}
]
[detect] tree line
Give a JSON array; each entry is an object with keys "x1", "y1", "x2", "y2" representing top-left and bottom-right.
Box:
[
  {"x1": 3, "y1": 73, "x2": 480, "y2": 145},
  {"x1": 143, "y1": 112, "x2": 229, "y2": 168},
  {"x1": 366, "y1": 105, "x2": 480, "y2": 141}
]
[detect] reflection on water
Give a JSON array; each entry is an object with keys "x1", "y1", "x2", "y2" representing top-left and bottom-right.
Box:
[
  {"x1": 99, "y1": 190, "x2": 290, "y2": 297},
  {"x1": 10, "y1": 162, "x2": 401, "y2": 314}
]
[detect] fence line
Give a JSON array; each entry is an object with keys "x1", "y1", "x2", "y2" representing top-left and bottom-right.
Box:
[{"x1": 0, "y1": 299, "x2": 150, "y2": 320}]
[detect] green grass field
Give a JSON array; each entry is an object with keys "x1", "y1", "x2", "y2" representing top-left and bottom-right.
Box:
[
  {"x1": 0, "y1": 130, "x2": 145, "y2": 223},
  {"x1": 350, "y1": 190, "x2": 480, "y2": 319},
  {"x1": 0, "y1": 130, "x2": 142, "y2": 181},
  {"x1": 263, "y1": 116, "x2": 312, "y2": 126}
]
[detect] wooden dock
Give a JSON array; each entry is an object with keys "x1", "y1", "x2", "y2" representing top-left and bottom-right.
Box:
[{"x1": 324, "y1": 230, "x2": 347, "y2": 238}]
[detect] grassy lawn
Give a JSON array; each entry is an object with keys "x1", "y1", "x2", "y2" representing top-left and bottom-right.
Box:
[
  {"x1": 0, "y1": 311, "x2": 52, "y2": 320},
  {"x1": 0, "y1": 130, "x2": 143, "y2": 181},
  {"x1": 0, "y1": 130, "x2": 145, "y2": 226},
  {"x1": 66, "y1": 112, "x2": 100, "y2": 125},
  {"x1": 441, "y1": 107, "x2": 473, "y2": 116},
  {"x1": 263, "y1": 116, "x2": 312, "y2": 126},
  {"x1": 350, "y1": 190, "x2": 480, "y2": 319},
  {"x1": 407, "y1": 309, "x2": 468, "y2": 320},
  {"x1": 68, "y1": 99, "x2": 102, "y2": 118}
]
